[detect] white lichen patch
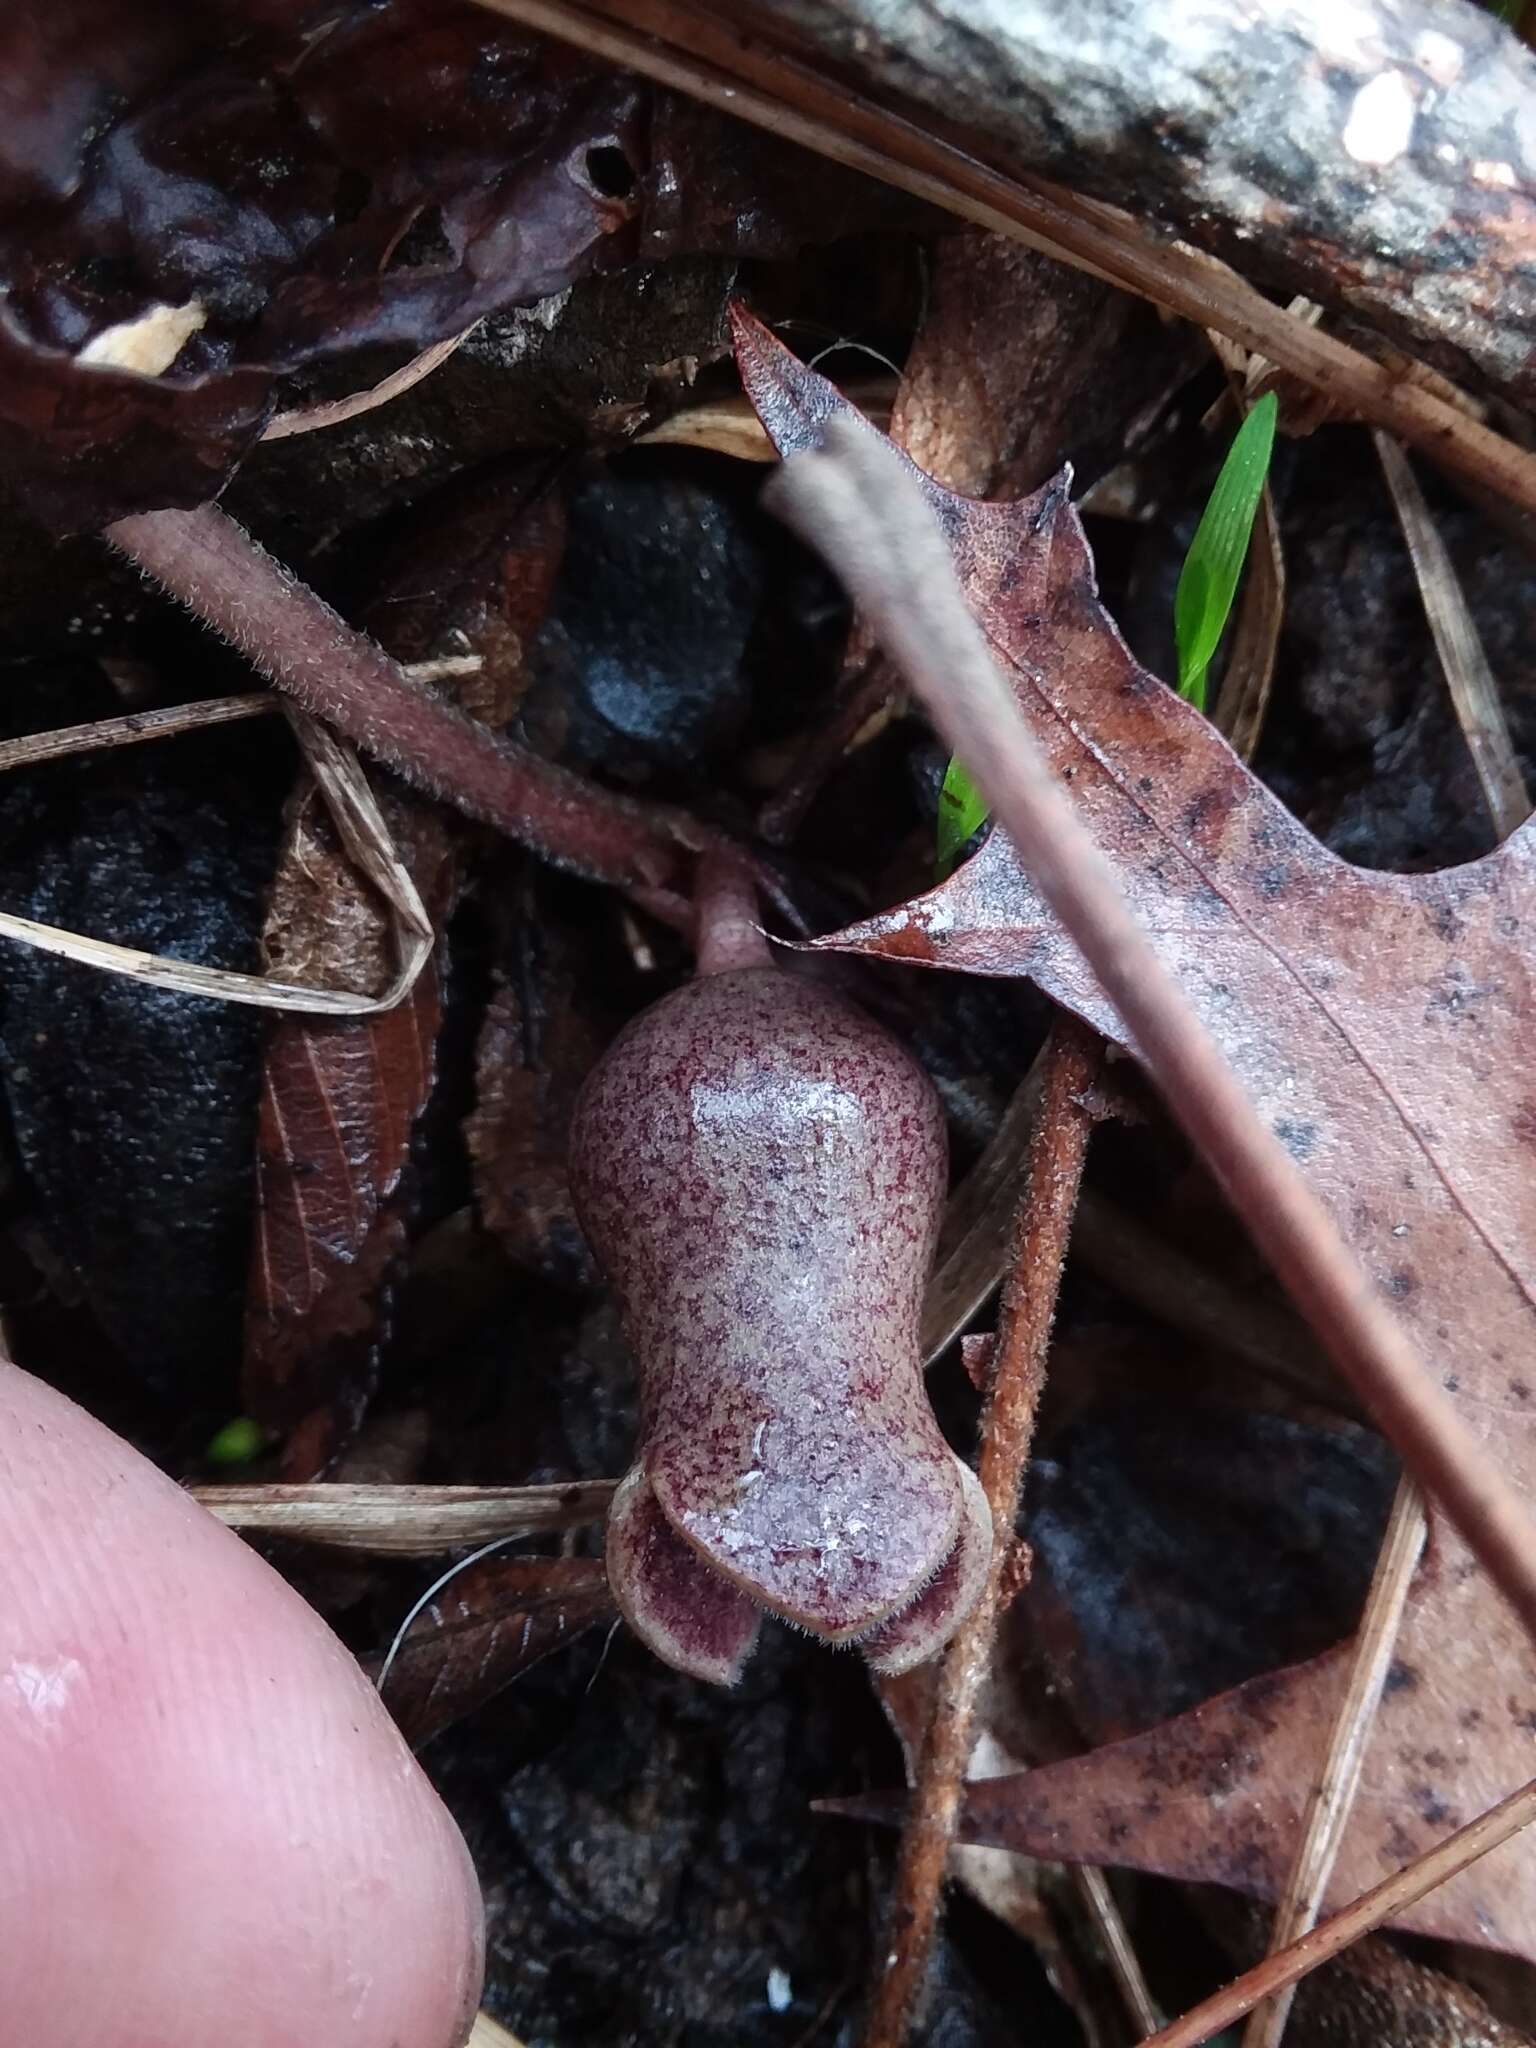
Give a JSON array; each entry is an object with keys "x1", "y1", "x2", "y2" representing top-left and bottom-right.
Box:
[
  {"x1": 1413, "y1": 31, "x2": 1463, "y2": 88},
  {"x1": 1307, "y1": 0, "x2": 1389, "y2": 70},
  {"x1": 1472, "y1": 160, "x2": 1519, "y2": 189},
  {"x1": 1342, "y1": 71, "x2": 1416, "y2": 167}
]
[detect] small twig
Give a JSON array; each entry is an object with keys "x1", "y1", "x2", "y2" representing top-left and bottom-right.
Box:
[
  {"x1": 1137, "y1": 1773, "x2": 1536, "y2": 2048},
  {"x1": 260, "y1": 325, "x2": 479, "y2": 441},
  {"x1": 106, "y1": 503, "x2": 706, "y2": 921},
  {"x1": 191, "y1": 1479, "x2": 615, "y2": 1554},
  {"x1": 0, "y1": 692, "x2": 274, "y2": 771},
  {"x1": 919, "y1": 1049, "x2": 1047, "y2": 1364},
  {"x1": 766, "y1": 420, "x2": 1536, "y2": 1645},
  {"x1": 1373, "y1": 432, "x2": 1532, "y2": 839},
  {"x1": 470, "y1": 0, "x2": 1536, "y2": 523},
  {"x1": 863, "y1": 1020, "x2": 1098, "y2": 2046},
  {"x1": 1241, "y1": 1477, "x2": 1427, "y2": 2048},
  {"x1": 402, "y1": 655, "x2": 485, "y2": 685}
]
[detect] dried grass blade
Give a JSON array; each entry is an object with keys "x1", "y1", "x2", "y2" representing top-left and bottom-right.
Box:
[
  {"x1": 920, "y1": 1050, "x2": 1047, "y2": 1362},
  {"x1": 190, "y1": 1480, "x2": 616, "y2": 1554},
  {"x1": 1216, "y1": 478, "x2": 1283, "y2": 762},
  {"x1": 0, "y1": 664, "x2": 475, "y2": 778},
  {"x1": 0, "y1": 693, "x2": 274, "y2": 772},
  {"x1": 468, "y1": 2014, "x2": 528, "y2": 2048},
  {"x1": 1373, "y1": 432, "x2": 1532, "y2": 839},
  {"x1": 1241, "y1": 1478, "x2": 1427, "y2": 2048},
  {"x1": 1072, "y1": 1865, "x2": 1164, "y2": 2037},
  {"x1": 261, "y1": 325, "x2": 479, "y2": 441},
  {"x1": 0, "y1": 705, "x2": 433, "y2": 1015},
  {"x1": 283, "y1": 707, "x2": 435, "y2": 993},
  {"x1": 639, "y1": 381, "x2": 894, "y2": 462}
]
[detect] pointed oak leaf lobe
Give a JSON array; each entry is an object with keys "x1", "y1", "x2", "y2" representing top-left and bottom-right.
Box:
[{"x1": 733, "y1": 305, "x2": 1536, "y2": 1956}]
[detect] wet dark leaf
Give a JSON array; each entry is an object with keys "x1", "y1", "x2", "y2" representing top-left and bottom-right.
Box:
[
  {"x1": 381, "y1": 1554, "x2": 615, "y2": 1749},
  {"x1": 0, "y1": 0, "x2": 896, "y2": 529}
]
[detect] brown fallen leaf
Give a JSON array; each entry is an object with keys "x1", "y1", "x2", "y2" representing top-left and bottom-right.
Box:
[
  {"x1": 889, "y1": 229, "x2": 1191, "y2": 505},
  {"x1": 244, "y1": 769, "x2": 455, "y2": 1478},
  {"x1": 244, "y1": 463, "x2": 565, "y2": 1476},
  {"x1": 379, "y1": 1554, "x2": 615, "y2": 1749},
  {"x1": 734, "y1": 308, "x2": 1536, "y2": 1957}
]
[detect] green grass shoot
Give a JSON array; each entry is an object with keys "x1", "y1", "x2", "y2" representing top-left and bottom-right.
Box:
[
  {"x1": 935, "y1": 389, "x2": 1278, "y2": 870},
  {"x1": 936, "y1": 754, "x2": 989, "y2": 878},
  {"x1": 1173, "y1": 390, "x2": 1278, "y2": 712}
]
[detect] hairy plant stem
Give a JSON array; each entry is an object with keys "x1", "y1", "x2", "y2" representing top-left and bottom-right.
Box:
[
  {"x1": 766, "y1": 421, "x2": 1536, "y2": 1646},
  {"x1": 692, "y1": 847, "x2": 775, "y2": 974},
  {"x1": 107, "y1": 503, "x2": 706, "y2": 924},
  {"x1": 863, "y1": 1020, "x2": 1098, "y2": 2046}
]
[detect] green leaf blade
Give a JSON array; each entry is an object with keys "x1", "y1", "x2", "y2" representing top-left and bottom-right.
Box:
[
  {"x1": 1174, "y1": 390, "x2": 1278, "y2": 710},
  {"x1": 936, "y1": 756, "x2": 989, "y2": 877}
]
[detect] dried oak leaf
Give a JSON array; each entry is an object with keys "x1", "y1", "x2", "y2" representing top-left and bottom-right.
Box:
[
  {"x1": 245, "y1": 460, "x2": 565, "y2": 1476},
  {"x1": 735, "y1": 308, "x2": 1536, "y2": 1957},
  {"x1": 380, "y1": 1554, "x2": 615, "y2": 1749}
]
